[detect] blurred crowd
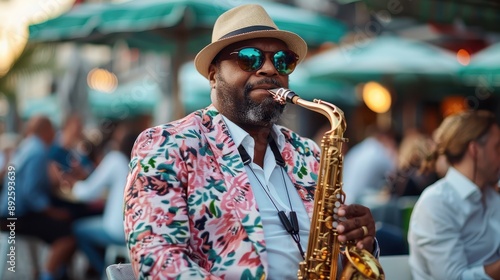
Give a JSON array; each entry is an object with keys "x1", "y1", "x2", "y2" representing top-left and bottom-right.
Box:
[
  {"x1": 313, "y1": 122, "x2": 451, "y2": 256},
  {"x1": 0, "y1": 114, "x2": 140, "y2": 280},
  {"x1": 0, "y1": 109, "x2": 498, "y2": 279},
  {"x1": 335, "y1": 109, "x2": 500, "y2": 266}
]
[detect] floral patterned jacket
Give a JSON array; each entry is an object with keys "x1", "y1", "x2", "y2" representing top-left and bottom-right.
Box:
[{"x1": 123, "y1": 105, "x2": 321, "y2": 279}]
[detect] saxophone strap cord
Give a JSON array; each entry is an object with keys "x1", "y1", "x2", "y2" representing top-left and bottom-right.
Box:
[{"x1": 238, "y1": 138, "x2": 305, "y2": 260}]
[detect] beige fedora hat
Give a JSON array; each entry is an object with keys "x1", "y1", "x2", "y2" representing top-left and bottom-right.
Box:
[{"x1": 194, "y1": 4, "x2": 307, "y2": 79}]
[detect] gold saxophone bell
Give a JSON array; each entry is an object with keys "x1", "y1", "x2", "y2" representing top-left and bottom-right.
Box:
[
  {"x1": 268, "y1": 88, "x2": 385, "y2": 280},
  {"x1": 341, "y1": 247, "x2": 384, "y2": 280}
]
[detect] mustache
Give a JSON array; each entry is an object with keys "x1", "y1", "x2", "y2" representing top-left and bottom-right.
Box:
[{"x1": 244, "y1": 78, "x2": 283, "y2": 94}]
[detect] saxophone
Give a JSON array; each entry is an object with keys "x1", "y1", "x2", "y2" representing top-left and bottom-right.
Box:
[{"x1": 268, "y1": 88, "x2": 385, "y2": 280}]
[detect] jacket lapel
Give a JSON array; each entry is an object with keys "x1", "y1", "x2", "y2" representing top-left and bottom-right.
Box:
[
  {"x1": 199, "y1": 106, "x2": 268, "y2": 270},
  {"x1": 280, "y1": 132, "x2": 317, "y2": 219}
]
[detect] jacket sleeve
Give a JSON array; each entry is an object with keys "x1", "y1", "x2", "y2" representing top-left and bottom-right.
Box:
[{"x1": 123, "y1": 127, "x2": 220, "y2": 280}]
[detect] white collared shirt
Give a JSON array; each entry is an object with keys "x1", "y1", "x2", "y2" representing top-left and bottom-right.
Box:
[
  {"x1": 72, "y1": 150, "x2": 129, "y2": 241},
  {"x1": 223, "y1": 116, "x2": 310, "y2": 280},
  {"x1": 408, "y1": 167, "x2": 500, "y2": 280}
]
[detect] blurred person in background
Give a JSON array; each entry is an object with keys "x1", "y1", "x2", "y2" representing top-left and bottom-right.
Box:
[
  {"x1": 0, "y1": 133, "x2": 20, "y2": 191},
  {"x1": 387, "y1": 129, "x2": 440, "y2": 197},
  {"x1": 48, "y1": 114, "x2": 103, "y2": 222},
  {"x1": 48, "y1": 114, "x2": 94, "y2": 187},
  {"x1": 342, "y1": 126, "x2": 398, "y2": 205},
  {"x1": 408, "y1": 110, "x2": 500, "y2": 279},
  {"x1": 58, "y1": 125, "x2": 138, "y2": 278},
  {"x1": 0, "y1": 115, "x2": 76, "y2": 280}
]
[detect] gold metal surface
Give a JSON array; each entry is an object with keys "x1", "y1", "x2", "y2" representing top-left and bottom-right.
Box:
[{"x1": 268, "y1": 88, "x2": 385, "y2": 280}]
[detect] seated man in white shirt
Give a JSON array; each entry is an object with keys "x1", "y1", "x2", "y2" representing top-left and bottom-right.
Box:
[{"x1": 408, "y1": 110, "x2": 500, "y2": 280}]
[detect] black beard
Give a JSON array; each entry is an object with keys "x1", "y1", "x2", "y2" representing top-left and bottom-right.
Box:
[
  {"x1": 216, "y1": 74, "x2": 285, "y2": 126},
  {"x1": 243, "y1": 88, "x2": 284, "y2": 125}
]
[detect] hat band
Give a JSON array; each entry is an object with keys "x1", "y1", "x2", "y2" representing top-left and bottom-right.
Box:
[{"x1": 218, "y1": 25, "x2": 277, "y2": 40}]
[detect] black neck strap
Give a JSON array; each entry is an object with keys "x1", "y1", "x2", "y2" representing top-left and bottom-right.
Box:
[
  {"x1": 237, "y1": 136, "x2": 285, "y2": 167},
  {"x1": 237, "y1": 135, "x2": 305, "y2": 259},
  {"x1": 269, "y1": 136, "x2": 285, "y2": 167}
]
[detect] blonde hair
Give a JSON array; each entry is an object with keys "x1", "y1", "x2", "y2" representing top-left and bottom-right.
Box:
[
  {"x1": 398, "y1": 131, "x2": 433, "y2": 172},
  {"x1": 421, "y1": 110, "x2": 496, "y2": 173}
]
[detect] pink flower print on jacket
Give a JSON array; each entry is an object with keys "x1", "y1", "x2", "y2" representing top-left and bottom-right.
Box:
[{"x1": 123, "y1": 106, "x2": 321, "y2": 279}]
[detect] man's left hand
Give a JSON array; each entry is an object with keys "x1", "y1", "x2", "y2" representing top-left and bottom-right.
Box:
[{"x1": 336, "y1": 204, "x2": 376, "y2": 253}]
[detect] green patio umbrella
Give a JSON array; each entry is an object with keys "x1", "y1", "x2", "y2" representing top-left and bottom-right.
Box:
[
  {"x1": 88, "y1": 78, "x2": 162, "y2": 119},
  {"x1": 304, "y1": 36, "x2": 462, "y2": 90},
  {"x1": 21, "y1": 95, "x2": 61, "y2": 125},
  {"x1": 361, "y1": 0, "x2": 500, "y2": 33},
  {"x1": 29, "y1": 0, "x2": 346, "y2": 52},
  {"x1": 20, "y1": 79, "x2": 161, "y2": 121},
  {"x1": 460, "y1": 42, "x2": 500, "y2": 90},
  {"x1": 28, "y1": 0, "x2": 347, "y2": 118}
]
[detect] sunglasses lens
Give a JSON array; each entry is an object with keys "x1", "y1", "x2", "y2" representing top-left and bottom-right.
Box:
[
  {"x1": 237, "y1": 48, "x2": 264, "y2": 72},
  {"x1": 232, "y1": 48, "x2": 298, "y2": 75},
  {"x1": 273, "y1": 50, "x2": 298, "y2": 75}
]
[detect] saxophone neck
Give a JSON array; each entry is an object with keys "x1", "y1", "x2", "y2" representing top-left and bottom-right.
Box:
[
  {"x1": 268, "y1": 88, "x2": 346, "y2": 133},
  {"x1": 297, "y1": 98, "x2": 346, "y2": 133}
]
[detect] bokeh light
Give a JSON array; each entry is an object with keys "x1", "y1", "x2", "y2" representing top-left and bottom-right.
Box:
[
  {"x1": 87, "y1": 68, "x2": 119, "y2": 93},
  {"x1": 441, "y1": 96, "x2": 466, "y2": 117},
  {"x1": 362, "y1": 81, "x2": 392, "y2": 113},
  {"x1": 456, "y1": 49, "x2": 471, "y2": 66},
  {"x1": 0, "y1": 27, "x2": 28, "y2": 77},
  {"x1": 0, "y1": 0, "x2": 75, "y2": 77}
]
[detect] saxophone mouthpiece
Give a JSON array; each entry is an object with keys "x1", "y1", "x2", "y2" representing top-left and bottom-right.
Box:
[{"x1": 267, "y1": 88, "x2": 298, "y2": 105}]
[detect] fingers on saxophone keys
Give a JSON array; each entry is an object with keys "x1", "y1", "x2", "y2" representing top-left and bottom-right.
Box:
[
  {"x1": 337, "y1": 223, "x2": 371, "y2": 243},
  {"x1": 338, "y1": 204, "x2": 366, "y2": 218},
  {"x1": 337, "y1": 224, "x2": 357, "y2": 242}
]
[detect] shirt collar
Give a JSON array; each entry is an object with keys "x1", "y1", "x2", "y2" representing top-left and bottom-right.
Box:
[
  {"x1": 222, "y1": 116, "x2": 285, "y2": 161},
  {"x1": 446, "y1": 166, "x2": 482, "y2": 202}
]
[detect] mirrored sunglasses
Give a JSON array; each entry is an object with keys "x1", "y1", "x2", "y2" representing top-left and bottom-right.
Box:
[{"x1": 223, "y1": 47, "x2": 299, "y2": 75}]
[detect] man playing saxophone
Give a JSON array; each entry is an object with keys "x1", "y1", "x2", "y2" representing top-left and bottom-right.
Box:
[{"x1": 123, "y1": 4, "x2": 379, "y2": 279}]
